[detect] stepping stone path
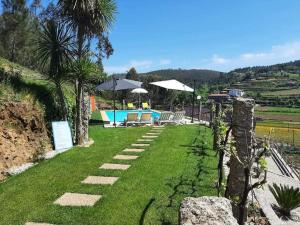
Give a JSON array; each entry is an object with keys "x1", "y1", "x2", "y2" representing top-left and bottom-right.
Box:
[
  {"x1": 146, "y1": 133, "x2": 160, "y2": 135},
  {"x1": 100, "y1": 163, "x2": 130, "y2": 170},
  {"x1": 82, "y1": 176, "x2": 119, "y2": 185},
  {"x1": 132, "y1": 143, "x2": 150, "y2": 147},
  {"x1": 142, "y1": 136, "x2": 158, "y2": 138},
  {"x1": 123, "y1": 148, "x2": 145, "y2": 153},
  {"x1": 25, "y1": 223, "x2": 55, "y2": 225},
  {"x1": 113, "y1": 155, "x2": 139, "y2": 160},
  {"x1": 137, "y1": 139, "x2": 153, "y2": 142},
  {"x1": 54, "y1": 193, "x2": 101, "y2": 206}
]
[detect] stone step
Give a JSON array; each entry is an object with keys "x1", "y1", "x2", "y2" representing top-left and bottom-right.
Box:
[
  {"x1": 137, "y1": 139, "x2": 153, "y2": 142},
  {"x1": 54, "y1": 192, "x2": 101, "y2": 207},
  {"x1": 113, "y1": 155, "x2": 139, "y2": 160},
  {"x1": 142, "y1": 136, "x2": 158, "y2": 138},
  {"x1": 146, "y1": 133, "x2": 160, "y2": 135},
  {"x1": 25, "y1": 223, "x2": 55, "y2": 225},
  {"x1": 82, "y1": 176, "x2": 119, "y2": 185},
  {"x1": 99, "y1": 163, "x2": 131, "y2": 170},
  {"x1": 131, "y1": 143, "x2": 150, "y2": 147},
  {"x1": 123, "y1": 148, "x2": 145, "y2": 153}
]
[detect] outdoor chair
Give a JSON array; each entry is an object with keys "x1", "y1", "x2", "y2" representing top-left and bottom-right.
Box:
[
  {"x1": 125, "y1": 112, "x2": 139, "y2": 126},
  {"x1": 172, "y1": 111, "x2": 186, "y2": 124},
  {"x1": 127, "y1": 103, "x2": 135, "y2": 109},
  {"x1": 139, "y1": 112, "x2": 152, "y2": 125},
  {"x1": 142, "y1": 102, "x2": 150, "y2": 109},
  {"x1": 155, "y1": 111, "x2": 174, "y2": 125}
]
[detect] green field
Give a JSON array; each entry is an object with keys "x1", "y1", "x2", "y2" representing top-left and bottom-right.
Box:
[{"x1": 0, "y1": 125, "x2": 217, "y2": 225}]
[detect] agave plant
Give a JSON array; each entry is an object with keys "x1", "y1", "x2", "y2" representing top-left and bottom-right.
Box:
[{"x1": 269, "y1": 183, "x2": 300, "y2": 217}]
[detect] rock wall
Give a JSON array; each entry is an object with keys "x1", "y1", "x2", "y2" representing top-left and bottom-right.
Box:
[
  {"x1": 179, "y1": 196, "x2": 238, "y2": 225},
  {"x1": 0, "y1": 102, "x2": 51, "y2": 180}
]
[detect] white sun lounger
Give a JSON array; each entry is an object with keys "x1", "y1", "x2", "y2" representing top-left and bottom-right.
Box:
[
  {"x1": 172, "y1": 111, "x2": 186, "y2": 124},
  {"x1": 155, "y1": 111, "x2": 174, "y2": 125}
]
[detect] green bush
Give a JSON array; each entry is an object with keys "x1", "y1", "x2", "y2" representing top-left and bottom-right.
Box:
[{"x1": 269, "y1": 183, "x2": 300, "y2": 217}]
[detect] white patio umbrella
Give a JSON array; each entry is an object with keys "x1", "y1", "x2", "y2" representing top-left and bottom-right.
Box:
[
  {"x1": 150, "y1": 79, "x2": 194, "y2": 92},
  {"x1": 131, "y1": 88, "x2": 148, "y2": 109},
  {"x1": 150, "y1": 79, "x2": 196, "y2": 122}
]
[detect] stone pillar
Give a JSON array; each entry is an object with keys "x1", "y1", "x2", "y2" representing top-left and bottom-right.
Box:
[{"x1": 225, "y1": 98, "x2": 254, "y2": 201}]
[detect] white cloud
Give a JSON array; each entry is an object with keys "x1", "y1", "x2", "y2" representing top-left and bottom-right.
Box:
[
  {"x1": 159, "y1": 59, "x2": 172, "y2": 65},
  {"x1": 205, "y1": 41, "x2": 300, "y2": 71},
  {"x1": 104, "y1": 60, "x2": 153, "y2": 74}
]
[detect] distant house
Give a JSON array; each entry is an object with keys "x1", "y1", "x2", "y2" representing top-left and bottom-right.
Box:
[{"x1": 228, "y1": 89, "x2": 245, "y2": 97}]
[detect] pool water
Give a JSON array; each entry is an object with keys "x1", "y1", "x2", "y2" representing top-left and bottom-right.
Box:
[{"x1": 105, "y1": 110, "x2": 160, "y2": 123}]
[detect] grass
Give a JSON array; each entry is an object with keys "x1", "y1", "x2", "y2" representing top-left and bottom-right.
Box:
[
  {"x1": 262, "y1": 88, "x2": 300, "y2": 96},
  {"x1": 0, "y1": 125, "x2": 217, "y2": 225}
]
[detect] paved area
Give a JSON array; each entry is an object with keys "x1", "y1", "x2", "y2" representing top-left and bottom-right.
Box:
[
  {"x1": 81, "y1": 176, "x2": 119, "y2": 185},
  {"x1": 54, "y1": 193, "x2": 101, "y2": 206},
  {"x1": 99, "y1": 163, "x2": 131, "y2": 170},
  {"x1": 123, "y1": 148, "x2": 145, "y2": 152},
  {"x1": 113, "y1": 155, "x2": 139, "y2": 160}
]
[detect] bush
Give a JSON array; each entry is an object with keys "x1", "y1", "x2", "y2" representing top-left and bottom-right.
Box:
[{"x1": 269, "y1": 183, "x2": 300, "y2": 217}]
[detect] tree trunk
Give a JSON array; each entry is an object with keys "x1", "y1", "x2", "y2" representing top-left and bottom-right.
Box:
[
  {"x1": 75, "y1": 79, "x2": 83, "y2": 145},
  {"x1": 225, "y1": 98, "x2": 255, "y2": 222},
  {"x1": 82, "y1": 89, "x2": 90, "y2": 144},
  {"x1": 55, "y1": 81, "x2": 68, "y2": 121}
]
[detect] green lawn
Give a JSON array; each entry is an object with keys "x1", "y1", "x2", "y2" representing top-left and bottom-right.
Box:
[{"x1": 0, "y1": 125, "x2": 217, "y2": 225}]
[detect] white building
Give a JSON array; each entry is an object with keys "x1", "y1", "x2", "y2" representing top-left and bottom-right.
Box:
[{"x1": 229, "y1": 89, "x2": 245, "y2": 97}]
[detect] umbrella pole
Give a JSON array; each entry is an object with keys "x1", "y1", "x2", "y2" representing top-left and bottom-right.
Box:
[
  {"x1": 191, "y1": 80, "x2": 196, "y2": 123},
  {"x1": 139, "y1": 93, "x2": 141, "y2": 109},
  {"x1": 113, "y1": 78, "x2": 116, "y2": 127}
]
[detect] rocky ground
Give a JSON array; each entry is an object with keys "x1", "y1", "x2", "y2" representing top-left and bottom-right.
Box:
[{"x1": 0, "y1": 102, "x2": 51, "y2": 180}]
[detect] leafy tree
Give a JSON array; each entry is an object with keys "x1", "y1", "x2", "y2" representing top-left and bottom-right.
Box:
[
  {"x1": 58, "y1": 0, "x2": 117, "y2": 144},
  {"x1": 36, "y1": 19, "x2": 74, "y2": 120},
  {"x1": 126, "y1": 67, "x2": 138, "y2": 81}
]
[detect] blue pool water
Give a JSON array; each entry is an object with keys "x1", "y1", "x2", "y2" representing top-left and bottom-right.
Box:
[{"x1": 105, "y1": 110, "x2": 160, "y2": 123}]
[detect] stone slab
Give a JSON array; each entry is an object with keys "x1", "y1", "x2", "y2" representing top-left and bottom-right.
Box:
[
  {"x1": 54, "y1": 192, "x2": 101, "y2": 206},
  {"x1": 131, "y1": 143, "x2": 150, "y2": 147},
  {"x1": 146, "y1": 133, "x2": 160, "y2": 135},
  {"x1": 99, "y1": 163, "x2": 130, "y2": 170},
  {"x1": 137, "y1": 139, "x2": 153, "y2": 142},
  {"x1": 25, "y1": 223, "x2": 55, "y2": 225},
  {"x1": 82, "y1": 176, "x2": 119, "y2": 185},
  {"x1": 113, "y1": 155, "x2": 139, "y2": 160},
  {"x1": 142, "y1": 136, "x2": 158, "y2": 138},
  {"x1": 123, "y1": 148, "x2": 145, "y2": 153}
]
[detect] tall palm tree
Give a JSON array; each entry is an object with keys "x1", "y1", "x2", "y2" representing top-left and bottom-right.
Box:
[
  {"x1": 58, "y1": 0, "x2": 116, "y2": 145},
  {"x1": 36, "y1": 19, "x2": 73, "y2": 120}
]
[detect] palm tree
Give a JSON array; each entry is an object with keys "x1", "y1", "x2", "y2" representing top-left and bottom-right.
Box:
[
  {"x1": 58, "y1": 0, "x2": 116, "y2": 145},
  {"x1": 36, "y1": 19, "x2": 74, "y2": 120}
]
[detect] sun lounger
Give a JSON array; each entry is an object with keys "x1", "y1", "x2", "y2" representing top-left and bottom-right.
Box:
[
  {"x1": 125, "y1": 112, "x2": 139, "y2": 126},
  {"x1": 172, "y1": 111, "x2": 186, "y2": 124},
  {"x1": 142, "y1": 102, "x2": 150, "y2": 109},
  {"x1": 127, "y1": 103, "x2": 135, "y2": 109},
  {"x1": 155, "y1": 111, "x2": 174, "y2": 125},
  {"x1": 139, "y1": 112, "x2": 152, "y2": 125}
]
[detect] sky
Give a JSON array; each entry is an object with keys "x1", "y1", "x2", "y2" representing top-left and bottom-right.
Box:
[{"x1": 41, "y1": 0, "x2": 300, "y2": 74}]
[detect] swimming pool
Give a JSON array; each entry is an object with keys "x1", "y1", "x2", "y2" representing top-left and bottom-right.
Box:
[{"x1": 103, "y1": 110, "x2": 160, "y2": 123}]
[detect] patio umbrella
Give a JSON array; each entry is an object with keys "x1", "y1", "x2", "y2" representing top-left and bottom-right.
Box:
[
  {"x1": 131, "y1": 88, "x2": 148, "y2": 109},
  {"x1": 150, "y1": 79, "x2": 194, "y2": 92},
  {"x1": 96, "y1": 78, "x2": 142, "y2": 126},
  {"x1": 150, "y1": 79, "x2": 196, "y2": 122}
]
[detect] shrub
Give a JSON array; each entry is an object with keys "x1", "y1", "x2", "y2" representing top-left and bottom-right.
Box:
[{"x1": 269, "y1": 183, "x2": 300, "y2": 217}]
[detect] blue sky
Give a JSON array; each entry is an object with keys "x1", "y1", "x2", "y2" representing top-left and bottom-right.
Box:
[{"x1": 41, "y1": 0, "x2": 300, "y2": 73}]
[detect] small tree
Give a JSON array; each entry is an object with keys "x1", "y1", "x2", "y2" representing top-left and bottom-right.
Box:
[{"x1": 36, "y1": 19, "x2": 73, "y2": 120}]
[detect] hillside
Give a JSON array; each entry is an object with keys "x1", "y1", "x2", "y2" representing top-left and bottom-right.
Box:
[
  {"x1": 113, "y1": 69, "x2": 225, "y2": 87},
  {"x1": 228, "y1": 60, "x2": 300, "y2": 107}
]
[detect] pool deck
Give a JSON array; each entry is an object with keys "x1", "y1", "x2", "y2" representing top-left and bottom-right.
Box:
[{"x1": 100, "y1": 110, "x2": 110, "y2": 124}]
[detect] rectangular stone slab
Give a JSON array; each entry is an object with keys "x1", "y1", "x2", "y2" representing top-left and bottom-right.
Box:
[
  {"x1": 123, "y1": 148, "x2": 145, "y2": 153},
  {"x1": 113, "y1": 155, "x2": 139, "y2": 160},
  {"x1": 137, "y1": 139, "x2": 153, "y2": 142},
  {"x1": 54, "y1": 192, "x2": 101, "y2": 206},
  {"x1": 99, "y1": 163, "x2": 130, "y2": 170},
  {"x1": 146, "y1": 133, "x2": 160, "y2": 135},
  {"x1": 142, "y1": 136, "x2": 158, "y2": 138},
  {"x1": 82, "y1": 176, "x2": 119, "y2": 185},
  {"x1": 131, "y1": 143, "x2": 150, "y2": 147},
  {"x1": 25, "y1": 223, "x2": 55, "y2": 225}
]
